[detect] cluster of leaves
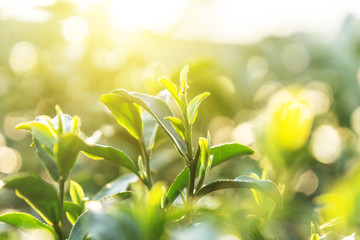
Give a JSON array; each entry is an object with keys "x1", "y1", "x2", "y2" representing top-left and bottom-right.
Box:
[{"x1": 0, "y1": 66, "x2": 283, "y2": 239}]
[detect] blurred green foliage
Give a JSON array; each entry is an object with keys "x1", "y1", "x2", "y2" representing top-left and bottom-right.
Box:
[{"x1": 1, "y1": 1, "x2": 360, "y2": 239}]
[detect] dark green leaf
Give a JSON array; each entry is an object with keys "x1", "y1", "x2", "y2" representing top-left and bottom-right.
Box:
[
  {"x1": 68, "y1": 212, "x2": 88, "y2": 240},
  {"x1": 81, "y1": 144, "x2": 139, "y2": 177},
  {"x1": 70, "y1": 181, "x2": 85, "y2": 205},
  {"x1": 187, "y1": 92, "x2": 210, "y2": 124},
  {"x1": 34, "y1": 138, "x2": 59, "y2": 181},
  {"x1": 69, "y1": 211, "x2": 141, "y2": 240},
  {"x1": 166, "y1": 167, "x2": 189, "y2": 206},
  {"x1": 0, "y1": 212, "x2": 58, "y2": 239},
  {"x1": 55, "y1": 134, "x2": 84, "y2": 179},
  {"x1": 209, "y1": 143, "x2": 254, "y2": 169},
  {"x1": 195, "y1": 176, "x2": 282, "y2": 205},
  {"x1": 3, "y1": 174, "x2": 60, "y2": 225},
  {"x1": 93, "y1": 174, "x2": 138, "y2": 200},
  {"x1": 101, "y1": 93, "x2": 142, "y2": 140},
  {"x1": 111, "y1": 89, "x2": 188, "y2": 158},
  {"x1": 166, "y1": 143, "x2": 254, "y2": 206}
]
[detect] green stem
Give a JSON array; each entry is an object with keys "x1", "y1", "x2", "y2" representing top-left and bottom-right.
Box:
[
  {"x1": 187, "y1": 146, "x2": 200, "y2": 198},
  {"x1": 187, "y1": 162, "x2": 196, "y2": 197},
  {"x1": 140, "y1": 140, "x2": 152, "y2": 189},
  {"x1": 195, "y1": 170, "x2": 205, "y2": 193},
  {"x1": 57, "y1": 176, "x2": 65, "y2": 240}
]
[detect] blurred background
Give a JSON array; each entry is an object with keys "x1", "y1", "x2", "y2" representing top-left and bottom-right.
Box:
[{"x1": 1, "y1": 0, "x2": 360, "y2": 239}]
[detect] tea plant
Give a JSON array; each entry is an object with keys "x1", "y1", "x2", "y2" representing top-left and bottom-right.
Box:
[{"x1": 0, "y1": 65, "x2": 283, "y2": 239}]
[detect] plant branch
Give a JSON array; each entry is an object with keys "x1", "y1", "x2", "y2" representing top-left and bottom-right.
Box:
[
  {"x1": 140, "y1": 139, "x2": 152, "y2": 189},
  {"x1": 57, "y1": 176, "x2": 65, "y2": 240},
  {"x1": 187, "y1": 145, "x2": 200, "y2": 198}
]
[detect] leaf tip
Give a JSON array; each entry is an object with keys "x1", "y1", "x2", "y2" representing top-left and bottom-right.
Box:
[{"x1": 15, "y1": 123, "x2": 30, "y2": 131}]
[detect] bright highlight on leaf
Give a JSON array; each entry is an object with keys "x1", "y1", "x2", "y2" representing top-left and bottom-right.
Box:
[
  {"x1": 70, "y1": 181, "x2": 85, "y2": 205},
  {"x1": 0, "y1": 213, "x2": 58, "y2": 240},
  {"x1": 101, "y1": 93, "x2": 143, "y2": 140},
  {"x1": 187, "y1": 92, "x2": 210, "y2": 124}
]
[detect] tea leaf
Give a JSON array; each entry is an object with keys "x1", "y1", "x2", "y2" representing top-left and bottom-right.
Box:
[
  {"x1": 70, "y1": 180, "x2": 85, "y2": 205},
  {"x1": 165, "y1": 116, "x2": 187, "y2": 140},
  {"x1": 142, "y1": 90, "x2": 169, "y2": 150},
  {"x1": 33, "y1": 138, "x2": 59, "y2": 181},
  {"x1": 166, "y1": 167, "x2": 190, "y2": 205},
  {"x1": 64, "y1": 201, "x2": 83, "y2": 225},
  {"x1": 187, "y1": 92, "x2": 210, "y2": 124},
  {"x1": 159, "y1": 77, "x2": 182, "y2": 108},
  {"x1": 180, "y1": 65, "x2": 189, "y2": 95},
  {"x1": 93, "y1": 174, "x2": 138, "y2": 201},
  {"x1": 3, "y1": 174, "x2": 60, "y2": 225},
  {"x1": 82, "y1": 144, "x2": 139, "y2": 177},
  {"x1": 208, "y1": 142, "x2": 254, "y2": 169},
  {"x1": 195, "y1": 176, "x2": 282, "y2": 205},
  {"x1": 101, "y1": 93, "x2": 142, "y2": 140},
  {"x1": 16, "y1": 121, "x2": 56, "y2": 151},
  {"x1": 111, "y1": 89, "x2": 188, "y2": 158},
  {"x1": 69, "y1": 211, "x2": 141, "y2": 240},
  {"x1": 166, "y1": 143, "x2": 254, "y2": 206},
  {"x1": 311, "y1": 234, "x2": 320, "y2": 240},
  {"x1": 0, "y1": 212, "x2": 58, "y2": 239},
  {"x1": 54, "y1": 134, "x2": 84, "y2": 179}
]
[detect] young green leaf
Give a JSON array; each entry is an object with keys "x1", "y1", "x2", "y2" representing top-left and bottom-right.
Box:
[
  {"x1": 33, "y1": 138, "x2": 60, "y2": 181},
  {"x1": 16, "y1": 121, "x2": 56, "y2": 151},
  {"x1": 3, "y1": 174, "x2": 60, "y2": 225},
  {"x1": 159, "y1": 77, "x2": 182, "y2": 108},
  {"x1": 310, "y1": 234, "x2": 320, "y2": 240},
  {"x1": 55, "y1": 105, "x2": 64, "y2": 134},
  {"x1": 71, "y1": 115, "x2": 81, "y2": 134},
  {"x1": 166, "y1": 143, "x2": 254, "y2": 206},
  {"x1": 49, "y1": 112, "x2": 77, "y2": 134},
  {"x1": 187, "y1": 92, "x2": 210, "y2": 124},
  {"x1": 199, "y1": 137, "x2": 210, "y2": 167},
  {"x1": 311, "y1": 222, "x2": 316, "y2": 235},
  {"x1": 111, "y1": 89, "x2": 188, "y2": 158},
  {"x1": 64, "y1": 201, "x2": 83, "y2": 225},
  {"x1": 70, "y1": 181, "x2": 85, "y2": 205},
  {"x1": 195, "y1": 176, "x2": 282, "y2": 205},
  {"x1": 142, "y1": 110, "x2": 158, "y2": 151},
  {"x1": 92, "y1": 174, "x2": 138, "y2": 201},
  {"x1": 101, "y1": 93, "x2": 143, "y2": 140},
  {"x1": 81, "y1": 144, "x2": 140, "y2": 177},
  {"x1": 166, "y1": 167, "x2": 190, "y2": 206},
  {"x1": 165, "y1": 117, "x2": 187, "y2": 140},
  {"x1": 54, "y1": 134, "x2": 84, "y2": 179},
  {"x1": 207, "y1": 142, "x2": 254, "y2": 170},
  {"x1": 0, "y1": 213, "x2": 58, "y2": 240},
  {"x1": 180, "y1": 65, "x2": 189, "y2": 96}
]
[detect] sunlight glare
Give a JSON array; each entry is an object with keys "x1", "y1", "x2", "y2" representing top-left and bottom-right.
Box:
[
  {"x1": 9, "y1": 42, "x2": 37, "y2": 73},
  {"x1": 0, "y1": 146, "x2": 22, "y2": 174},
  {"x1": 311, "y1": 125, "x2": 342, "y2": 164},
  {"x1": 109, "y1": 0, "x2": 187, "y2": 34},
  {"x1": 86, "y1": 200, "x2": 102, "y2": 212},
  {"x1": 62, "y1": 16, "x2": 88, "y2": 43}
]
